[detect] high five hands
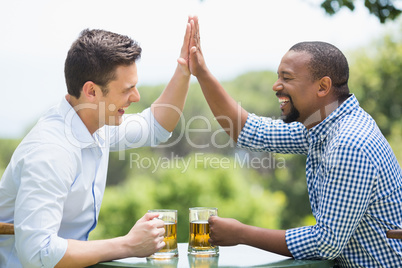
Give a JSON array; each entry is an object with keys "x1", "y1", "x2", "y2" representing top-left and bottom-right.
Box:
[{"x1": 177, "y1": 16, "x2": 208, "y2": 78}]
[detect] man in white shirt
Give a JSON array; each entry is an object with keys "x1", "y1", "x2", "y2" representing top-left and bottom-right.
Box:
[{"x1": 0, "y1": 18, "x2": 196, "y2": 268}]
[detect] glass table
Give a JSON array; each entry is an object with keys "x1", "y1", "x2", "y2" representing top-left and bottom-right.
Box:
[{"x1": 93, "y1": 243, "x2": 335, "y2": 267}]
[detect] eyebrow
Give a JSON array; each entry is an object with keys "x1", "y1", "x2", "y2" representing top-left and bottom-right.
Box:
[
  {"x1": 278, "y1": 71, "x2": 293, "y2": 76},
  {"x1": 124, "y1": 85, "x2": 136, "y2": 92}
]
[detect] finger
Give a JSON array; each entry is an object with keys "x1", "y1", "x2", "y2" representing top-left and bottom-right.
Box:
[
  {"x1": 177, "y1": 57, "x2": 190, "y2": 76},
  {"x1": 147, "y1": 212, "x2": 160, "y2": 220},
  {"x1": 208, "y1": 215, "x2": 218, "y2": 224},
  {"x1": 194, "y1": 16, "x2": 200, "y2": 48},
  {"x1": 190, "y1": 46, "x2": 197, "y2": 55},
  {"x1": 189, "y1": 19, "x2": 196, "y2": 50},
  {"x1": 157, "y1": 240, "x2": 166, "y2": 251},
  {"x1": 158, "y1": 226, "x2": 166, "y2": 236},
  {"x1": 138, "y1": 212, "x2": 159, "y2": 223},
  {"x1": 179, "y1": 23, "x2": 191, "y2": 59},
  {"x1": 151, "y1": 218, "x2": 165, "y2": 228},
  {"x1": 177, "y1": 58, "x2": 187, "y2": 66},
  {"x1": 208, "y1": 238, "x2": 217, "y2": 246}
]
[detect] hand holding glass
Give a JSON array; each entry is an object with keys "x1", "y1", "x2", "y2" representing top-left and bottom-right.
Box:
[
  {"x1": 147, "y1": 209, "x2": 178, "y2": 259},
  {"x1": 188, "y1": 207, "x2": 219, "y2": 256}
]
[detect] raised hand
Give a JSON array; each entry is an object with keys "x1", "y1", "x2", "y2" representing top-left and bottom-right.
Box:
[
  {"x1": 177, "y1": 17, "x2": 193, "y2": 76},
  {"x1": 188, "y1": 16, "x2": 208, "y2": 77}
]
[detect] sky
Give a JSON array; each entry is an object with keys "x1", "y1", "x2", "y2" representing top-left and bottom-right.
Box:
[{"x1": 0, "y1": 0, "x2": 399, "y2": 138}]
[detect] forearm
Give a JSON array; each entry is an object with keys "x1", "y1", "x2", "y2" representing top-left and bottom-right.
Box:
[
  {"x1": 152, "y1": 65, "x2": 190, "y2": 132},
  {"x1": 56, "y1": 213, "x2": 164, "y2": 267},
  {"x1": 196, "y1": 69, "x2": 248, "y2": 142},
  {"x1": 209, "y1": 216, "x2": 292, "y2": 257},
  {"x1": 56, "y1": 237, "x2": 129, "y2": 268},
  {"x1": 239, "y1": 225, "x2": 292, "y2": 257}
]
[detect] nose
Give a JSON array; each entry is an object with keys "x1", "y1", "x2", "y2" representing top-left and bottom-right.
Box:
[
  {"x1": 129, "y1": 87, "x2": 140, "y2": 103},
  {"x1": 272, "y1": 80, "x2": 284, "y2": 92}
]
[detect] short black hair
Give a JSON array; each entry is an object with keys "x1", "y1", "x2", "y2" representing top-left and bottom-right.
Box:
[
  {"x1": 290, "y1": 41, "x2": 349, "y2": 101},
  {"x1": 64, "y1": 29, "x2": 142, "y2": 98}
]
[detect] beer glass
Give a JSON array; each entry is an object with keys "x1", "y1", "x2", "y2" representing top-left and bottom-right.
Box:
[
  {"x1": 188, "y1": 254, "x2": 219, "y2": 268},
  {"x1": 147, "y1": 209, "x2": 178, "y2": 259},
  {"x1": 188, "y1": 207, "x2": 219, "y2": 256}
]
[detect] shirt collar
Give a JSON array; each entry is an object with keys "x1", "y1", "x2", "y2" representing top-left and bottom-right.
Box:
[
  {"x1": 60, "y1": 96, "x2": 100, "y2": 149},
  {"x1": 309, "y1": 94, "x2": 359, "y2": 141}
]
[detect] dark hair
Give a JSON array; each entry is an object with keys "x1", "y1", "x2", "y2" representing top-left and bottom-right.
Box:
[
  {"x1": 290, "y1": 41, "x2": 349, "y2": 101},
  {"x1": 64, "y1": 29, "x2": 142, "y2": 98}
]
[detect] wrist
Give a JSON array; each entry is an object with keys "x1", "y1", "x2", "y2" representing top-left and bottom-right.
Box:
[
  {"x1": 112, "y1": 235, "x2": 132, "y2": 259},
  {"x1": 235, "y1": 222, "x2": 247, "y2": 245},
  {"x1": 176, "y1": 64, "x2": 191, "y2": 78},
  {"x1": 195, "y1": 66, "x2": 212, "y2": 81}
]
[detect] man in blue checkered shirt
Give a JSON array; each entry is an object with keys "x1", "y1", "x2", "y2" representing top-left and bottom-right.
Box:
[{"x1": 188, "y1": 17, "x2": 402, "y2": 267}]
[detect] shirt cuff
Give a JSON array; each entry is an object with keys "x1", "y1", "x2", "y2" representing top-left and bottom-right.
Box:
[
  {"x1": 40, "y1": 234, "x2": 68, "y2": 268},
  {"x1": 148, "y1": 108, "x2": 172, "y2": 144},
  {"x1": 119, "y1": 107, "x2": 172, "y2": 148},
  {"x1": 286, "y1": 226, "x2": 317, "y2": 260},
  {"x1": 236, "y1": 113, "x2": 260, "y2": 148}
]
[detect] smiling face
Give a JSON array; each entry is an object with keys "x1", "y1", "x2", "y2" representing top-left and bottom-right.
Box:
[
  {"x1": 95, "y1": 62, "x2": 140, "y2": 127},
  {"x1": 273, "y1": 50, "x2": 322, "y2": 126}
]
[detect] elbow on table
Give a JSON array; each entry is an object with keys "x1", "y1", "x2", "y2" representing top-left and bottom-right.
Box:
[
  {"x1": 16, "y1": 247, "x2": 42, "y2": 268},
  {"x1": 15, "y1": 233, "x2": 64, "y2": 268},
  {"x1": 17, "y1": 243, "x2": 63, "y2": 268},
  {"x1": 317, "y1": 241, "x2": 344, "y2": 260},
  {"x1": 14, "y1": 233, "x2": 39, "y2": 267}
]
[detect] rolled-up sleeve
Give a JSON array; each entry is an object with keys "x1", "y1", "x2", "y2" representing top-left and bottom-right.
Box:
[
  {"x1": 237, "y1": 113, "x2": 309, "y2": 155},
  {"x1": 40, "y1": 234, "x2": 68, "y2": 268},
  {"x1": 14, "y1": 144, "x2": 74, "y2": 267}
]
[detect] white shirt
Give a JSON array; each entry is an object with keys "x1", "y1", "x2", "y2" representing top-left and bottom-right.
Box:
[{"x1": 0, "y1": 97, "x2": 171, "y2": 267}]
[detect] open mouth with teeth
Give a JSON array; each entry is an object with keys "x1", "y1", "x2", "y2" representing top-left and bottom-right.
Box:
[{"x1": 278, "y1": 97, "x2": 290, "y2": 109}]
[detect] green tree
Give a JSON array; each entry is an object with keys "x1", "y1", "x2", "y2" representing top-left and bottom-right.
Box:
[
  {"x1": 0, "y1": 139, "x2": 21, "y2": 175},
  {"x1": 199, "y1": 0, "x2": 402, "y2": 23},
  {"x1": 104, "y1": 69, "x2": 316, "y2": 229},
  {"x1": 348, "y1": 29, "x2": 402, "y2": 137},
  {"x1": 320, "y1": 0, "x2": 401, "y2": 23},
  {"x1": 91, "y1": 153, "x2": 286, "y2": 242},
  {"x1": 3, "y1": 24, "x2": 402, "y2": 243}
]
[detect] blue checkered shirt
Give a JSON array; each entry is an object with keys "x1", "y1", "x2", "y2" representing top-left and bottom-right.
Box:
[{"x1": 237, "y1": 94, "x2": 402, "y2": 267}]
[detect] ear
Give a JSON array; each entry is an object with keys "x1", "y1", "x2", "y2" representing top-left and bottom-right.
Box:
[
  {"x1": 317, "y1": 76, "x2": 332, "y2": 98},
  {"x1": 81, "y1": 81, "x2": 97, "y2": 101}
]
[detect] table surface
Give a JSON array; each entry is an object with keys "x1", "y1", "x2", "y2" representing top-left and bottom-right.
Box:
[{"x1": 93, "y1": 243, "x2": 335, "y2": 268}]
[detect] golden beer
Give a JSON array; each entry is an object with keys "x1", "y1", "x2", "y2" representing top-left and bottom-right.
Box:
[
  {"x1": 147, "y1": 209, "x2": 178, "y2": 259},
  {"x1": 189, "y1": 220, "x2": 215, "y2": 250},
  {"x1": 188, "y1": 207, "x2": 219, "y2": 256},
  {"x1": 160, "y1": 222, "x2": 177, "y2": 252}
]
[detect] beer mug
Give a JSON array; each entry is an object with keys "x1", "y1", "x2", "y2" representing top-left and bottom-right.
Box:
[
  {"x1": 188, "y1": 254, "x2": 219, "y2": 268},
  {"x1": 188, "y1": 207, "x2": 219, "y2": 256},
  {"x1": 147, "y1": 209, "x2": 178, "y2": 259}
]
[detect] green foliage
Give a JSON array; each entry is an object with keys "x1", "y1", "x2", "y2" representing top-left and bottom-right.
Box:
[
  {"x1": 1, "y1": 26, "x2": 402, "y2": 243},
  {"x1": 199, "y1": 0, "x2": 402, "y2": 23},
  {"x1": 348, "y1": 30, "x2": 402, "y2": 137},
  {"x1": 91, "y1": 153, "x2": 286, "y2": 242},
  {"x1": 224, "y1": 71, "x2": 281, "y2": 117},
  {"x1": 0, "y1": 139, "x2": 21, "y2": 175},
  {"x1": 320, "y1": 0, "x2": 401, "y2": 23}
]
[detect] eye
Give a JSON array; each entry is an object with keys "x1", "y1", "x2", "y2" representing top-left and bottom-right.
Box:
[{"x1": 123, "y1": 86, "x2": 135, "y2": 94}]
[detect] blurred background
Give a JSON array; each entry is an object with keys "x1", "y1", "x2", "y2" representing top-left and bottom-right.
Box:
[{"x1": 0, "y1": 0, "x2": 401, "y2": 242}]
